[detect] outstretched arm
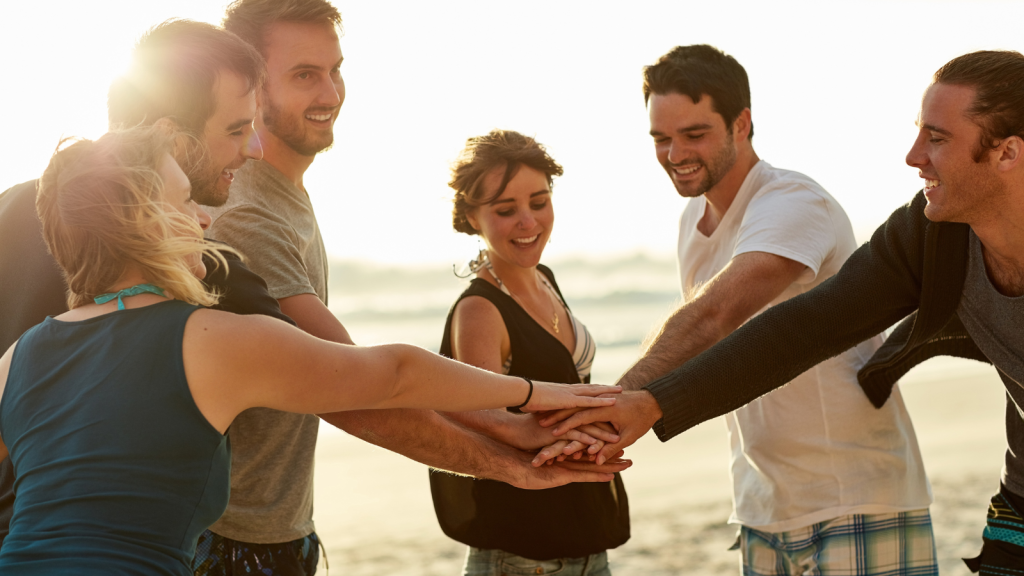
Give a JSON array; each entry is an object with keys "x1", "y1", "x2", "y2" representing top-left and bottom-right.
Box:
[
  {"x1": 552, "y1": 194, "x2": 935, "y2": 460},
  {"x1": 183, "y1": 311, "x2": 617, "y2": 433},
  {"x1": 617, "y1": 251, "x2": 807, "y2": 391},
  {"x1": 538, "y1": 252, "x2": 806, "y2": 463},
  {"x1": 328, "y1": 408, "x2": 629, "y2": 489}
]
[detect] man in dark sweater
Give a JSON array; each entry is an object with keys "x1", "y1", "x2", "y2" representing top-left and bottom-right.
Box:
[{"x1": 551, "y1": 50, "x2": 1024, "y2": 572}]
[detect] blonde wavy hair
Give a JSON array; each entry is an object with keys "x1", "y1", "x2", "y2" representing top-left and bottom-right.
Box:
[{"x1": 36, "y1": 125, "x2": 234, "y2": 309}]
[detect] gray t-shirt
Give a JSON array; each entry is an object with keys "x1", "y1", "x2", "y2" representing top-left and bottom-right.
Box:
[
  {"x1": 957, "y1": 231, "x2": 1024, "y2": 496},
  {"x1": 205, "y1": 160, "x2": 328, "y2": 544}
]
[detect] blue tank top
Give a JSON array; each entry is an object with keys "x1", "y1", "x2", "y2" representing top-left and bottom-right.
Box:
[{"x1": 0, "y1": 300, "x2": 229, "y2": 575}]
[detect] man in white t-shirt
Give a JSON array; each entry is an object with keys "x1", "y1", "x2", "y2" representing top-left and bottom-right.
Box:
[{"x1": 614, "y1": 45, "x2": 935, "y2": 573}]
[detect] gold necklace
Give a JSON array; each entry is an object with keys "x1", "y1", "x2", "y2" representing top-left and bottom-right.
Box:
[{"x1": 484, "y1": 259, "x2": 561, "y2": 333}]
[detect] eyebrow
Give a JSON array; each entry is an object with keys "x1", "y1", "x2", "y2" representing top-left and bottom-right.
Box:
[
  {"x1": 226, "y1": 117, "x2": 254, "y2": 132},
  {"x1": 650, "y1": 123, "x2": 714, "y2": 137},
  {"x1": 288, "y1": 57, "x2": 344, "y2": 73},
  {"x1": 491, "y1": 190, "x2": 550, "y2": 205},
  {"x1": 919, "y1": 122, "x2": 953, "y2": 137}
]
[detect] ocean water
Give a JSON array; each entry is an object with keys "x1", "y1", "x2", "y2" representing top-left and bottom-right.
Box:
[{"x1": 327, "y1": 252, "x2": 682, "y2": 384}]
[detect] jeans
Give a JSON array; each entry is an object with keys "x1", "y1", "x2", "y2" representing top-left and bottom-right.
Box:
[{"x1": 462, "y1": 546, "x2": 611, "y2": 576}]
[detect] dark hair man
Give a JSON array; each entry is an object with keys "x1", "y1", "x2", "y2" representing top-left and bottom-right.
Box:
[
  {"x1": 198, "y1": 1, "x2": 628, "y2": 574},
  {"x1": 0, "y1": 19, "x2": 275, "y2": 549},
  {"x1": 554, "y1": 49, "x2": 1024, "y2": 573},
  {"x1": 541, "y1": 45, "x2": 937, "y2": 572}
]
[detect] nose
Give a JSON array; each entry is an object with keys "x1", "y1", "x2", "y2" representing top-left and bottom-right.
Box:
[
  {"x1": 196, "y1": 205, "x2": 212, "y2": 231},
  {"x1": 320, "y1": 75, "x2": 344, "y2": 109},
  {"x1": 667, "y1": 139, "x2": 688, "y2": 166},
  {"x1": 906, "y1": 131, "x2": 927, "y2": 168},
  {"x1": 243, "y1": 130, "x2": 263, "y2": 161},
  {"x1": 518, "y1": 210, "x2": 537, "y2": 230}
]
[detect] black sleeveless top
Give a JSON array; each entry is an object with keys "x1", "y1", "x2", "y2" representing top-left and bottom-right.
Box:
[{"x1": 430, "y1": 265, "x2": 629, "y2": 560}]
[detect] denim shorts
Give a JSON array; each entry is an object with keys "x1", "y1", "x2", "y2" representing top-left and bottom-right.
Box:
[{"x1": 462, "y1": 546, "x2": 610, "y2": 576}]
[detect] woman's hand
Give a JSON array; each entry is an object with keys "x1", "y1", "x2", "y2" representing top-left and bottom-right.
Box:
[{"x1": 520, "y1": 382, "x2": 620, "y2": 413}]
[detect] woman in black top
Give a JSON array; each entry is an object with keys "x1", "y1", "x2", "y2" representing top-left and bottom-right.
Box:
[{"x1": 432, "y1": 130, "x2": 630, "y2": 576}]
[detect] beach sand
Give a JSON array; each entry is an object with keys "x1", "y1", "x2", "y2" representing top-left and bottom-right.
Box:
[{"x1": 312, "y1": 356, "x2": 1005, "y2": 575}]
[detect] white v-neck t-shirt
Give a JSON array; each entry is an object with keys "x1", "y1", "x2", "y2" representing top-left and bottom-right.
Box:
[{"x1": 677, "y1": 160, "x2": 931, "y2": 532}]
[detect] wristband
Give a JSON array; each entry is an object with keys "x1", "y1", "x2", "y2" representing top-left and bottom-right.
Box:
[{"x1": 507, "y1": 377, "x2": 533, "y2": 413}]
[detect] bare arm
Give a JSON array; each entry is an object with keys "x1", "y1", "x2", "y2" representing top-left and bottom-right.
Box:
[
  {"x1": 331, "y1": 408, "x2": 630, "y2": 489},
  {"x1": 273, "y1": 292, "x2": 620, "y2": 484},
  {"x1": 617, "y1": 251, "x2": 808, "y2": 391},
  {"x1": 279, "y1": 293, "x2": 354, "y2": 345},
  {"x1": 183, "y1": 310, "x2": 616, "y2": 433},
  {"x1": 543, "y1": 251, "x2": 808, "y2": 464}
]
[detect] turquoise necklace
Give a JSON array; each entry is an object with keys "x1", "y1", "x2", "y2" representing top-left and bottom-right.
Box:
[{"x1": 94, "y1": 283, "x2": 166, "y2": 310}]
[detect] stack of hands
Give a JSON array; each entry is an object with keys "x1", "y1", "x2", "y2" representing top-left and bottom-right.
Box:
[{"x1": 506, "y1": 385, "x2": 665, "y2": 486}]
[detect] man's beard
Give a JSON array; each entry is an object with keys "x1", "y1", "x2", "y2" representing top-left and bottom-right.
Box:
[
  {"x1": 671, "y1": 139, "x2": 737, "y2": 198},
  {"x1": 175, "y1": 137, "x2": 229, "y2": 208},
  {"x1": 262, "y1": 94, "x2": 335, "y2": 157},
  {"x1": 189, "y1": 162, "x2": 228, "y2": 208}
]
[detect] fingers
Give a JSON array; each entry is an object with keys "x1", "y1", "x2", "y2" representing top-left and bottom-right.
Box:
[
  {"x1": 524, "y1": 384, "x2": 619, "y2": 413},
  {"x1": 534, "y1": 406, "x2": 584, "y2": 427},
  {"x1": 576, "y1": 423, "x2": 620, "y2": 443},
  {"x1": 561, "y1": 440, "x2": 586, "y2": 456},
  {"x1": 559, "y1": 428, "x2": 598, "y2": 445},
  {"x1": 555, "y1": 457, "x2": 632, "y2": 474},
  {"x1": 595, "y1": 441, "x2": 627, "y2": 466},
  {"x1": 531, "y1": 440, "x2": 569, "y2": 466},
  {"x1": 571, "y1": 384, "x2": 622, "y2": 397},
  {"x1": 549, "y1": 407, "x2": 612, "y2": 435}
]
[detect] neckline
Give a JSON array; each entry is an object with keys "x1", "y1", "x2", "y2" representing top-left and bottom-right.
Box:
[
  {"x1": 479, "y1": 260, "x2": 578, "y2": 348},
  {"x1": 469, "y1": 277, "x2": 580, "y2": 365},
  {"x1": 693, "y1": 159, "x2": 767, "y2": 240},
  {"x1": 46, "y1": 299, "x2": 182, "y2": 326}
]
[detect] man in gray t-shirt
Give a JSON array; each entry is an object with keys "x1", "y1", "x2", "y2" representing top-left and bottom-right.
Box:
[{"x1": 200, "y1": 2, "x2": 630, "y2": 574}]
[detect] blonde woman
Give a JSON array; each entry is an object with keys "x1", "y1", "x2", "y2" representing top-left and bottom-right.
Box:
[{"x1": 0, "y1": 126, "x2": 623, "y2": 576}]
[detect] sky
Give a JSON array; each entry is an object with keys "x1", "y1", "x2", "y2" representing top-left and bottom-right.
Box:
[{"x1": 3, "y1": 1, "x2": 1023, "y2": 265}]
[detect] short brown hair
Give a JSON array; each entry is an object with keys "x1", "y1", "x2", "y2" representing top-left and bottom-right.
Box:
[
  {"x1": 107, "y1": 19, "x2": 266, "y2": 135},
  {"x1": 223, "y1": 0, "x2": 343, "y2": 56},
  {"x1": 449, "y1": 130, "x2": 564, "y2": 236},
  {"x1": 36, "y1": 126, "x2": 231, "y2": 309},
  {"x1": 642, "y1": 44, "x2": 754, "y2": 139},
  {"x1": 933, "y1": 50, "x2": 1024, "y2": 161}
]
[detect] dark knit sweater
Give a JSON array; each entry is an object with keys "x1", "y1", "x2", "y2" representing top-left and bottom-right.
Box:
[{"x1": 645, "y1": 190, "x2": 994, "y2": 453}]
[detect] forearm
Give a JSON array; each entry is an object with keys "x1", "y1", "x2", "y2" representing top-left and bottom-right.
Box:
[
  {"x1": 617, "y1": 303, "x2": 725, "y2": 391},
  {"x1": 644, "y1": 257, "x2": 919, "y2": 441},
  {"x1": 321, "y1": 408, "x2": 519, "y2": 481},
  {"x1": 388, "y1": 344, "x2": 530, "y2": 411}
]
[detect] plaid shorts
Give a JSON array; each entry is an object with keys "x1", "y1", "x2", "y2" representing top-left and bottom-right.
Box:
[
  {"x1": 192, "y1": 529, "x2": 321, "y2": 576},
  {"x1": 737, "y1": 509, "x2": 937, "y2": 576},
  {"x1": 965, "y1": 486, "x2": 1024, "y2": 575}
]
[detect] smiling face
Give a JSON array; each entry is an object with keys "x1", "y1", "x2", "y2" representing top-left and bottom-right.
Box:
[
  {"x1": 191, "y1": 71, "x2": 263, "y2": 207},
  {"x1": 467, "y1": 165, "x2": 554, "y2": 270},
  {"x1": 157, "y1": 152, "x2": 211, "y2": 279},
  {"x1": 649, "y1": 92, "x2": 739, "y2": 198},
  {"x1": 906, "y1": 83, "x2": 1007, "y2": 223},
  {"x1": 260, "y1": 21, "x2": 345, "y2": 157}
]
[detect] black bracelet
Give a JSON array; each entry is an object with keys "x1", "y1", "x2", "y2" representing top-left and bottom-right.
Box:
[{"x1": 507, "y1": 377, "x2": 533, "y2": 413}]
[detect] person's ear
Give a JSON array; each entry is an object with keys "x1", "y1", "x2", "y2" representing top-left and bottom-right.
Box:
[
  {"x1": 466, "y1": 208, "x2": 481, "y2": 232},
  {"x1": 997, "y1": 135, "x2": 1023, "y2": 172},
  {"x1": 733, "y1": 108, "x2": 752, "y2": 142},
  {"x1": 151, "y1": 117, "x2": 178, "y2": 136}
]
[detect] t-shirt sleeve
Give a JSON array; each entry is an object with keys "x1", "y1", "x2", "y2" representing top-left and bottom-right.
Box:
[
  {"x1": 734, "y1": 183, "x2": 838, "y2": 284},
  {"x1": 207, "y1": 205, "x2": 316, "y2": 300}
]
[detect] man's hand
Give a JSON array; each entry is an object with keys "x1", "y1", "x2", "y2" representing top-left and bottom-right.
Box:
[
  {"x1": 494, "y1": 447, "x2": 632, "y2": 490},
  {"x1": 540, "y1": 390, "x2": 663, "y2": 465}
]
